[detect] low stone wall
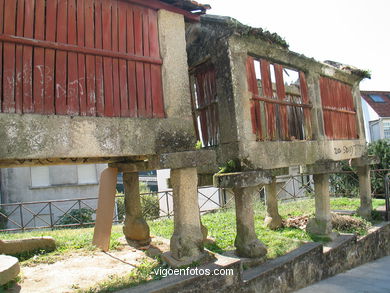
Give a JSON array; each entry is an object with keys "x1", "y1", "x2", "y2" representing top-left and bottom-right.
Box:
[{"x1": 122, "y1": 222, "x2": 390, "y2": 293}]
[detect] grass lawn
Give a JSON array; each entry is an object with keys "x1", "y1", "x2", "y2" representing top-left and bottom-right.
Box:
[{"x1": 0, "y1": 197, "x2": 385, "y2": 264}]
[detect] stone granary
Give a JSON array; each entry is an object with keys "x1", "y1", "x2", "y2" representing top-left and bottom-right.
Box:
[
  {"x1": 0, "y1": 0, "x2": 216, "y2": 266},
  {"x1": 0, "y1": 0, "x2": 377, "y2": 267},
  {"x1": 186, "y1": 15, "x2": 377, "y2": 258}
]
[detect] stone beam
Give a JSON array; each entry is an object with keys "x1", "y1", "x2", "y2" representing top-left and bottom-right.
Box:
[
  {"x1": 300, "y1": 160, "x2": 345, "y2": 175},
  {"x1": 214, "y1": 170, "x2": 273, "y2": 188},
  {"x1": 351, "y1": 156, "x2": 380, "y2": 167}
]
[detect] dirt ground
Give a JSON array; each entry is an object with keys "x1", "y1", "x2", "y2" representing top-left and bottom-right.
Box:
[{"x1": 8, "y1": 237, "x2": 170, "y2": 293}]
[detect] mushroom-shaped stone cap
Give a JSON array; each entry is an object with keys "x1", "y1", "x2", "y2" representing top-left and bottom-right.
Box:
[{"x1": 0, "y1": 255, "x2": 20, "y2": 285}]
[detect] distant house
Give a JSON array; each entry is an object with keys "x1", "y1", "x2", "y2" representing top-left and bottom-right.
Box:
[{"x1": 361, "y1": 91, "x2": 390, "y2": 142}]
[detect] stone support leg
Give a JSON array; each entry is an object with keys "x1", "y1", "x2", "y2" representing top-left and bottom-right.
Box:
[
  {"x1": 233, "y1": 186, "x2": 267, "y2": 258},
  {"x1": 306, "y1": 174, "x2": 333, "y2": 237},
  {"x1": 122, "y1": 172, "x2": 151, "y2": 246},
  {"x1": 357, "y1": 165, "x2": 372, "y2": 219},
  {"x1": 168, "y1": 168, "x2": 204, "y2": 265},
  {"x1": 264, "y1": 179, "x2": 283, "y2": 230}
]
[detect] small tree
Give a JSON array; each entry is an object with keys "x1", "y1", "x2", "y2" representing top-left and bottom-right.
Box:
[{"x1": 368, "y1": 139, "x2": 390, "y2": 197}]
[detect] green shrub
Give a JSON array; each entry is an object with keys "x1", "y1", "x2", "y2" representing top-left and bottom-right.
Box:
[
  {"x1": 368, "y1": 139, "x2": 390, "y2": 197},
  {"x1": 329, "y1": 161, "x2": 359, "y2": 197},
  {"x1": 58, "y1": 208, "x2": 94, "y2": 226},
  {"x1": 0, "y1": 207, "x2": 8, "y2": 229}
]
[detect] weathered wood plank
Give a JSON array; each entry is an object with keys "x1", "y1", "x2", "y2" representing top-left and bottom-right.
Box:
[
  {"x1": 56, "y1": 0, "x2": 68, "y2": 115},
  {"x1": 15, "y1": 0, "x2": 25, "y2": 113}
]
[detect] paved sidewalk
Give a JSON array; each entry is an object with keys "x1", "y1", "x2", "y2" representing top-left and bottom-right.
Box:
[{"x1": 295, "y1": 256, "x2": 390, "y2": 293}]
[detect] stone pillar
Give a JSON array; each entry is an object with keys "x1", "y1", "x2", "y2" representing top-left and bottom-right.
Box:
[
  {"x1": 264, "y1": 179, "x2": 283, "y2": 230},
  {"x1": 357, "y1": 165, "x2": 372, "y2": 219},
  {"x1": 306, "y1": 174, "x2": 333, "y2": 237},
  {"x1": 167, "y1": 168, "x2": 205, "y2": 265},
  {"x1": 122, "y1": 172, "x2": 151, "y2": 246},
  {"x1": 233, "y1": 186, "x2": 267, "y2": 258}
]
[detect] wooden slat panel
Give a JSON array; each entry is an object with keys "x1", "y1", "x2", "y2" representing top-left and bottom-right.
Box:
[
  {"x1": 85, "y1": 0, "x2": 96, "y2": 116},
  {"x1": 22, "y1": 0, "x2": 34, "y2": 113},
  {"x1": 274, "y1": 64, "x2": 288, "y2": 140},
  {"x1": 118, "y1": 1, "x2": 129, "y2": 117},
  {"x1": 299, "y1": 72, "x2": 312, "y2": 139},
  {"x1": 44, "y1": 0, "x2": 57, "y2": 114},
  {"x1": 2, "y1": 0, "x2": 17, "y2": 112},
  {"x1": 95, "y1": 0, "x2": 105, "y2": 116},
  {"x1": 56, "y1": 0, "x2": 68, "y2": 115},
  {"x1": 67, "y1": 0, "x2": 79, "y2": 115},
  {"x1": 111, "y1": 0, "x2": 121, "y2": 116},
  {"x1": 15, "y1": 0, "x2": 25, "y2": 114},
  {"x1": 127, "y1": 5, "x2": 137, "y2": 117},
  {"x1": 246, "y1": 56, "x2": 261, "y2": 138},
  {"x1": 260, "y1": 59, "x2": 276, "y2": 140},
  {"x1": 33, "y1": 0, "x2": 46, "y2": 114},
  {"x1": 149, "y1": 9, "x2": 164, "y2": 117},
  {"x1": 134, "y1": 6, "x2": 145, "y2": 117},
  {"x1": 77, "y1": 0, "x2": 87, "y2": 116},
  {"x1": 102, "y1": 0, "x2": 114, "y2": 117},
  {"x1": 143, "y1": 8, "x2": 152, "y2": 117}
]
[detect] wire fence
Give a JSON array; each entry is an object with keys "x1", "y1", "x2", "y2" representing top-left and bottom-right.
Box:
[{"x1": 0, "y1": 169, "x2": 388, "y2": 233}]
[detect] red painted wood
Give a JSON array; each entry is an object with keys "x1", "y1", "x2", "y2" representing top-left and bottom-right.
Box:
[
  {"x1": 260, "y1": 59, "x2": 276, "y2": 140},
  {"x1": 67, "y1": 0, "x2": 79, "y2": 115},
  {"x1": 22, "y1": 0, "x2": 34, "y2": 113},
  {"x1": 33, "y1": 0, "x2": 46, "y2": 114},
  {"x1": 0, "y1": 0, "x2": 3, "y2": 112},
  {"x1": 2, "y1": 0, "x2": 17, "y2": 113},
  {"x1": 299, "y1": 72, "x2": 312, "y2": 139},
  {"x1": 85, "y1": 0, "x2": 96, "y2": 116},
  {"x1": 77, "y1": 0, "x2": 87, "y2": 116},
  {"x1": 111, "y1": 1, "x2": 121, "y2": 117},
  {"x1": 102, "y1": 0, "x2": 114, "y2": 117},
  {"x1": 118, "y1": 2, "x2": 129, "y2": 117},
  {"x1": 246, "y1": 56, "x2": 261, "y2": 138},
  {"x1": 143, "y1": 8, "x2": 152, "y2": 117},
  {"x1": 44, "y1": 0, "x2": 57, "y2": 114},
  {"x1": 127, "y1": 5, "x2": 137, "y2": 117},
  {"x1": 274, "y1": 64, "x2": 288, "y2": 140},
  {"x1": 15, "y1": 0, "x2": 25, "y2": 114},
  {"x1": 56, "y1": 0, "x2": 68, "y2": 115},
  {"x1": 95, "y1": 0, "x2": 105, "y2": 116},
  {"x1": 134, "y1": 6, "x2": 145, "y2": 117}
]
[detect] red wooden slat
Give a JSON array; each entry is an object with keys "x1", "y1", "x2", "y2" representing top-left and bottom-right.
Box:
[
  {"x1": 67, "y1": 0, "x2": 79, "y2": 115},
  {"x1": 127, "y1": 5, "x2": 137, "y2": 117},
  {"x1": 33, "y1": 0, "x2": 46, "y2": 114},
  {"x1": 118, "y1": 1, "x2": 129, "y2": 117},
  {"x1": 148, "y1": 9, "x2": 164, "y2": 117},
  {"x1": 0, "y1": 0, "x2": 3, "y2": 112},
  {"x1": 77, "y1": 0, "x2": 87, "y2": 116},
  {"x1": 134, "y1": 6, "x2": 145, "y2": 117},
  {"x1": 56, "y1": 0, "x2": 68, "y2": 115},
  {"x1": 143, "y1": 8, "x2": 152, "y2": 117},
  {"x1": 195, "y1": 74, "x2": 209, "y2": 146},
  {"x1": 111, "y1": 0, "x2": 121, "y2": 116},
  {"x1": 246, "y1": 56, "x2": 261, "y2": 138},
  {"x1": 2, "y1": 0, "x2": 17, "y2": 113},
  {"x1": 260, "y1": 59, "x2": 276, "y2": 140},
  {"x1": 95, "y1": 0, "x2": 105, "y2": 116},
  {"x1": 274, "y1": 64, "x2": 288, "y2": 140},
  {"x1": 44, "y1": 0, "x2": 57, "y2": 114},
  {"x1": 15, "y1": 0, "x2": 25, "y2": 114},
  {"x1": 102, "y1": 0, "x2": 114, "y2": 117},
  {"x1": 85, "y1": 0, "x2": 96, "y2": 116},
  {"x1": 299, "y1": 72, "x2": 312, "y2": 139},
  {"x1": 22, "y1": 0, "x2": 34, "y2": 113}
]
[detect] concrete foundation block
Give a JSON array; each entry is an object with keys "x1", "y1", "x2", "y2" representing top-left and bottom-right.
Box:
[{"x1": 0, "y1": 237, "x2": 56, "y2": 255}]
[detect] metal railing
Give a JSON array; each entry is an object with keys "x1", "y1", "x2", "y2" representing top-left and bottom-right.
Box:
[
  {"x1": 385, "y1": 173, "x2": 390, "y2": 221},
  {"x1": 0, "y1": 170, "x2": 388, "y2": 233}
]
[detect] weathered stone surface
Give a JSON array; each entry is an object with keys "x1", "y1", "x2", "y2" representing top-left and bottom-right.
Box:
[
  {"x1": 233, "y1": 186, "x2": 267, "y2": 258},
  {"x1": 159, "y1": 150, "x2": 217, "y2": 172},
  {"x1": 169, "y1": 168, "x2": 204, "y2": 266},
  {"x1": 0, "y1": 255, "x2": 20, "y2": 286},
  {"x1": 0, "y1": 237, "x2": 56, "y2": 255},
  {"x1": 307, "y1": 174, "x2": 333, "y2": 237},
  {"x1": 264, "y1": 179, "x2": 283, "y2": 230},
  {"x1": 357, "y1": 165, "x2": 372, "y2": 219},
  {"x1": 122, "y1": 172, "x2": 151, "y2": 246},
  {"x1": 214, "y1": 171, "x2": 272, "y2": 189}
]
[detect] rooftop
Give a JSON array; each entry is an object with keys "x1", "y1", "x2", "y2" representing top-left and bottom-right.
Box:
[
  {"x1": 361, "y1": 91, "x2": 390, "y2": 118},
  {"x1": 161, "y1": 0, "x2": 210, "y2": 14}
]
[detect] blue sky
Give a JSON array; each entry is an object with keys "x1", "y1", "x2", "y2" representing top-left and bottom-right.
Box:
[{"x1": 207, "y1": 0, "x2": 390, "y2": 91}]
